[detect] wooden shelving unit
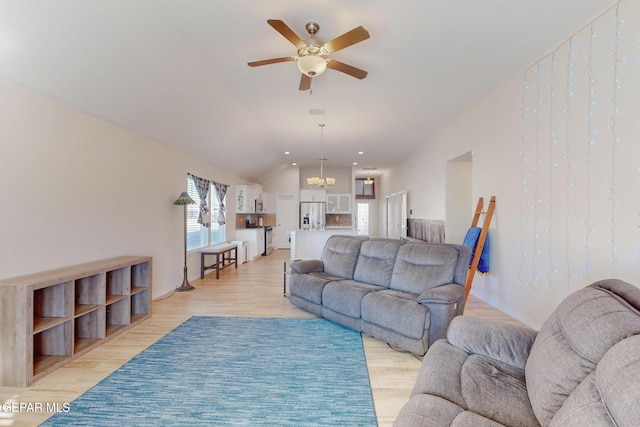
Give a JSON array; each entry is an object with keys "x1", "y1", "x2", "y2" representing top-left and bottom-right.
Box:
[{"x1": 0, "y1": 256, "x2": 152, "y2": 387}]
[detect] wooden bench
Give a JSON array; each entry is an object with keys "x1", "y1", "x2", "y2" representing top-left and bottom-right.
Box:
[{"x1": 200, "y1": 243, "x2": 238, "y2": 279}]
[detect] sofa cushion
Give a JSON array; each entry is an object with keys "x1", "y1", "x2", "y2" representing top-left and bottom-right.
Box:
[
  {"x1": 410, "y1": 339, "x2": 468, "y2": 408},
  {"x1": 525, "y1": 279, "x2": 640, "y2": 425},
  {"x1": 461, "y1": 355, "x2": 539, "y2": 427},
  {"x1": 452, "y1": 412, "x2": 512, "y2": 427},
  {"x1": 361, "y1": 289, "x2": 428, "y2": 340},
  {"x1": 322, "y1": 280, "x2": 386, "y2": 319},
  {"x1": 288, "y1": 272, "x2": 343, "y2": 305},
  {"x1": 447, "y1": 316, "x2": 538, "y2": 370},
  {"x1": 390, "y1": 243, "x2": 458, "y2": 294},
  {"x1": 595, "y1": 335, "x2": 640, "y2": 426},
  {"x1": 412, "y1": 339, "x2": 538, "y2": 427},
  {"x1": 353, "y1": 239, "x2": 404, "y2": 287},
  {"x1": 392, "y1": 394, "x2": 464, "y2": 427},
  {"x1": 321, "y1": 236, "x2": 366, "y2": 279},
  {"x1": 550, "y1": 335, "x2": 640, "y2": 426}
]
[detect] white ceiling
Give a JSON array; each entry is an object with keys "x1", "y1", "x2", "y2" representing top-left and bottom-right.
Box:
[{"x1": 0, "y1": 0, "x2": 616, "y2": 182}]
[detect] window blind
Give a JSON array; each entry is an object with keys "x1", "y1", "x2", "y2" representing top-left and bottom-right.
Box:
[{"x1": 185, "y1": 177, "x2": 226, "y2": 251}]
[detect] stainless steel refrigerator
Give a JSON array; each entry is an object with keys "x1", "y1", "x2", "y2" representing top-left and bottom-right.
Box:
[{"x1": 300, "y1": 202, "x2": 326, "y2": 230}]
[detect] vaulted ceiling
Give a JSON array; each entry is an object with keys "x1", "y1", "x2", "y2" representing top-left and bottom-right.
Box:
[{"x1": 0, "y1": 0, "x2": 616, "y2": 182}]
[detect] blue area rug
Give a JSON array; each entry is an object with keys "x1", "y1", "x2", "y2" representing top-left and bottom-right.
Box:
[{"x1": 41, "y1": 317, "x2": 378, "y2": 426}]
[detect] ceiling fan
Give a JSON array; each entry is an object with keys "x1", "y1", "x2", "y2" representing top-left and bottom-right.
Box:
[{"x1": 248, "y1": 19, "x2": 370, "y2": 91}]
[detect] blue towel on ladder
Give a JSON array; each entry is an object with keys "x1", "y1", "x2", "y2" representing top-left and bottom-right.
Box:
[{"x1": 463, "y1": 227, "x2": 490, "y2": 274}]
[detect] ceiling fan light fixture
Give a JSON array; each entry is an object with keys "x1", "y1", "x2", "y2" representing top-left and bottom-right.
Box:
[
  {"x1": 297, "y1": 54, "x2": 327, "y2": 77},
  {"x1": 249, "y1": 20, "x2": 369, "y2": 90}
]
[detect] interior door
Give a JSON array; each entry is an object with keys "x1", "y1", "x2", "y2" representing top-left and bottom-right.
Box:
[
  {"x1": 387, "y1": 194, "x2": 397, "y2": 238},
  {"x1": 386, "y1": 191, "x2": 407, "y2": 239},
  {"x1": 276, "y1": 194, "x2": 296, "y2": 249},
  {"x1": 399, "y1": 191, "x2": 407, "y2": 238}
]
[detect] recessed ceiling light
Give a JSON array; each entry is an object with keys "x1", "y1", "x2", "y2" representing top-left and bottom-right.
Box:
[
  {"x1": 358, "y1": 151, "x2": 364, "y2": 155},
  {"x1": 284, "y1": 151, "x2": 290, "y2": 155},
  {"x1": 292, "y1": 162, "x2": 297, "y2": 166},
  {"x1": 353, "y1": 162, "x2": 358, "y2": 165}
]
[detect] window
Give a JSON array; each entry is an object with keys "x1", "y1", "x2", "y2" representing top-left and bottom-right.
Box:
[
  {"x1": 357, "y1": 202, "x2": 370, "y2": 236},
  {"x1": 355, "y1": 178, "x2": 375, "y2": 199},
  {"x1": 186, "y1": 178, "x2": 226, "y2": 251}
]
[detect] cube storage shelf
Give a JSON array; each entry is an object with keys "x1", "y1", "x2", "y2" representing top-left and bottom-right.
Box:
[{"x1": 0, "y1": 256, "x2": 152, "y2": 386}]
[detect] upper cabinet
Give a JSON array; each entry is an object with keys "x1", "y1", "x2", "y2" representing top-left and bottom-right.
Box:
[
  {"x1": 327, "y1": 193, "x2": 351, "y2": 213},
  {"x1": 300, "y1": 189, "x2": 326, "y2": 202},
  {"x1": 236, "y1": 184, "x2": 264, "y2": 213}
]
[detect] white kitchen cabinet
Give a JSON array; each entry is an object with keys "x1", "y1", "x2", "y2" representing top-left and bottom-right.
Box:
[
  {"x1": 300, "y1": 189, "x2": 326, "y2": 202},
  {"x1": 236, "y1": 184, "x2": 264, "y2": 213},
  {"x1": 236, "y1": 185, "x2": 249, "y2": 213},
  {"x1": 235, "y1": 229, "x2": 264, "y2": 260},
  {"x1": 327, "y1": 193, "x2": 351, "y2": 213}
]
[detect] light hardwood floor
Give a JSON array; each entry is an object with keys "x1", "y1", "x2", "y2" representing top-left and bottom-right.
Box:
[{"x1": 0, "y1": 249, "x2": 524, "y2": 427}]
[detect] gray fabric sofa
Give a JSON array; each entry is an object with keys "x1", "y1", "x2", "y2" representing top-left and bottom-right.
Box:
[
  {"x1": 288, "y1": 235, "x2": 471, "y2": 355},
  {"x1": 394, "y1": 278, "x2": 640, "y2": 426}
]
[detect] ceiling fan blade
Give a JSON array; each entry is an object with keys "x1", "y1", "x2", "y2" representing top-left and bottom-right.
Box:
[
  {"x1": 323, "y1": 26, "x2": 370, "y2": 53},
  {"x1": 247, "y1": 57, "x2": 295, "y2": 67},
  {"x1": 299, "y1": 74, "x2": 312, "y2": 91},
  {"x1": 267, "y1": 19, "x2": 307, "y2": 49},
  {"x1": 326, "y1": 60, "x2": 368, "y2": 79}
]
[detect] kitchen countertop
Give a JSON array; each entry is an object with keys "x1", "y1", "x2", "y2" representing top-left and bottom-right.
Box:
[{"x1": 290, "y1": 229, "x2": 358, "y2": 259}]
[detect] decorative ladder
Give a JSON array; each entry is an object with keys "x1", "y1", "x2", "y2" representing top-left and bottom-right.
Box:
[{"x1": 464, "y1": 196, "x2": 496, "y2": 302}]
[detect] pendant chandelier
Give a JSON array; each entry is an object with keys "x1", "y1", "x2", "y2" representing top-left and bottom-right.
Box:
[
  {"x1": 307, "y1": 123, "x2": 335, "y2": 188},
  {"x1": 363, "y1": 166, "x2": 375, "y2": 185}
]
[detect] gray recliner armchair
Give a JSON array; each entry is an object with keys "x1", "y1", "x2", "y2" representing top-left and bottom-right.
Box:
[{"x1": 394, "y1": 279, "x2": 640, "y2": 426}]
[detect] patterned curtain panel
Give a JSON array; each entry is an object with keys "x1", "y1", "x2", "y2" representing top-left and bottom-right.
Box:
[
  {"x1": 191, "y1": 175, "x2": 211, "y2": 227},
  {"x1": 213, "y1": 182, "x2": 229, "y2": 225}
]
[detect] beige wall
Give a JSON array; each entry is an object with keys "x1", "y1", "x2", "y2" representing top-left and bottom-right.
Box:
[{"x1": 0, "y1": 79, "x2": 243, "y2": 298}]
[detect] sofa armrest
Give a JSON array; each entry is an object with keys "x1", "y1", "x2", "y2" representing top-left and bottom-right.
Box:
[
  {"x1": 417, "y1": 283, "x2": 464, "y2": 305},
  {"x1": 289, "y1": 259, "x2": 324, "y2": 274},
  {"x1": 416, "y1": 284, "x2": 465, "y2": 346},
  {"x1": 446, "y1": 316, "x2": 538, "y2": 369}
]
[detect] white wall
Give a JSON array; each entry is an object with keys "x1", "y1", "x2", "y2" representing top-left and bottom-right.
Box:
[
  {"x1": 0, "y1": 79, "x2": 243, "y2": 298},
  {"x1": 263, "y1": 166, "x2": 300, "y2": 196},
  {"x1": 385, "y1": 1, "x2": 640, "y2": 328},
  {"x1": 445, "y1": 157, "x2": 472, "y2": 244}
]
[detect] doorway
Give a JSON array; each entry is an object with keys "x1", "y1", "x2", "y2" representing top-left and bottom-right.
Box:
[
  {"x1": 386, "y1": 191, "x2": 407, "y2": 239},
  {"x1": 356, "y1": 202, "x2": 370, "y2": 236},
  {"x1": 445, "y1": 152, "x2": 472, "y2": 244},
  {"x1": 276, "y1": 194, "x2": 296, "y2": 248}
]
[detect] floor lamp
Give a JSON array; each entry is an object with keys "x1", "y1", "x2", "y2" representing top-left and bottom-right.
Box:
[{"x1": 174, "y1": 191, "x2": 196, "y2": 292}]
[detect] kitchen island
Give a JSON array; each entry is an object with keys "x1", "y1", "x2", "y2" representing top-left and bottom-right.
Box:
[{"x1": 290, "y1": 229, "x2": 358, "y2": 260}]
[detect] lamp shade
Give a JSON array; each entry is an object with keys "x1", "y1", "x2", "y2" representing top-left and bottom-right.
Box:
[
  {"x1": 297, "y1": 55, "x2": 327, "y2": 77},
  {"x1": 173, "y1": 192, "x2": 195, "y2": 205}
]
